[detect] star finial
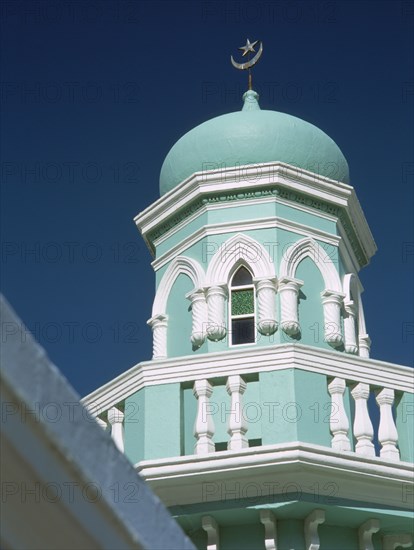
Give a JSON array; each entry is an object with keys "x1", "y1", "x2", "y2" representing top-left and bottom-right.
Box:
[{"x1": 239, "y1": 39, "x2": 259, "y2": 57}]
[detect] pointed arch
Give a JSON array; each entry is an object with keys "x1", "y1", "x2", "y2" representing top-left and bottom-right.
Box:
[
  {"x1": 205, "y1": 233, "x2": 276, "y2": 286},
  {"x1": 279, "y1": 237, "x2": 342, "y2": 292},
  {"x1": 152, "y1": 256, "x2": 205, "y2": 316}
]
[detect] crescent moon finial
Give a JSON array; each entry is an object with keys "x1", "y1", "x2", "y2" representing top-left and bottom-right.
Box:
[{"x1": 231, "y1": 39, "x2": 263, "y2": 90}]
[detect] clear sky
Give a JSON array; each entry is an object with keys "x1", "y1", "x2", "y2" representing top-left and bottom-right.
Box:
[{"x1": 1, "y1": 0, "x2": 413, "y2": 397}]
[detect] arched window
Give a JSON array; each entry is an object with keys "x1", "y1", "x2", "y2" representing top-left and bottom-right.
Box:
[{"x1": 230, "y1": 266, "x2": 255, "y2": 345}]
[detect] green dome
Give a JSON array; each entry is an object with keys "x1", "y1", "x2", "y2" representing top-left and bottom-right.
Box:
[{"x1": 160, "y1": 90, "x2": 349, "y2": 195}]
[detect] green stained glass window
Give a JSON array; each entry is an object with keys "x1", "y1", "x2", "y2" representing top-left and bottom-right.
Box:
[{"x1": 231, "y1": 289, "x2": 254, "y2": 316}]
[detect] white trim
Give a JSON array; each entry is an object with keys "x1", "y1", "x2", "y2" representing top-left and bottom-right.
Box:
[
  {"x1": 280, "y1": 237, "x2": 342, "y2": 293},
  {"x1": 135, "y1": 162, "x2": 376, "y2": 267},
  {"x1": 152, "y1": 256, "x2": 205, "y2": 316},
  {"x1": 205, "y1": 233, "x2": 276, "y2": 287},
  {"x1": 153, "y1": 195, "x2": 338, "y2": 250},
  {"x1": 82, "y1": 343, "x2": 414, "y2": 416},
  {"x1": 152, "y1": 216, "x2": 341, "y2": 273},
  {"x1": 136, "y1": 442, "x2": 414, "y2": 510}
]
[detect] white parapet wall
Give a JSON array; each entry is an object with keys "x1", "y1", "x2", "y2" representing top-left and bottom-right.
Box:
[{"x1": 0, "y1": 294, "x2": 195, "y2": 550}]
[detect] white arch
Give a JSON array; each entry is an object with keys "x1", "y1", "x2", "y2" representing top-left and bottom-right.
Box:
[
  {"x1": 153, "y1": 256, "x2": 205, "y2": 316},
  {"x1": 279, "y1": 237, "x2": 342, "y2": 292},
  {"x1": 205, "y1": 233, "x2": 276, "y2": 286}
]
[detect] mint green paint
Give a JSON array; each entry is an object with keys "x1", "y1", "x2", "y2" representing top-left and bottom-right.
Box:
[
  {"x1": 395, "y1": 391, "x2": 414, "y2": 462},
  {"x1": 219, "y1": 523, "x2": 263, "y2": 550},
  {"x1": 158, "y1": 227, "x2": 343, "y2": 357},
  {"x1": 278, "y1": 519, "x2": 306, "y2": 549},
  {"x1": 143, "y1": 383, "x2": 181, "y2": 459},
  {"x1": 294, "y1": 369, "x2": 332, "y2": 446},
  {"x1": 275, "y1": 201, "x2": 336, "y2": 234},
  {"x1": 160, "y1": 90, "x2": 349, "y2": 195},
  {"x1": 154, "y1": 198, "x2": 337, "y2": 260},
  {"x1": 296, "y1": 256, "x2": 335, "y2": 351},
  {"x1": 166, "y1": 273, "x2": 203, "y2": 358},
  {"x1": 124, "y1": 389, "x2": 145, "y2": 464},
  {"x1": 259, "y1": 369, "x2": 332, "y2": 446},
  {"x1": 319, "y1": 525, "x2": 358, "y2": 549}
]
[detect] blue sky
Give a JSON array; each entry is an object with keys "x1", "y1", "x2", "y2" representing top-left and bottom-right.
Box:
[{"x1": 1, "y1": 0, "x2": 413, "y2": 397}]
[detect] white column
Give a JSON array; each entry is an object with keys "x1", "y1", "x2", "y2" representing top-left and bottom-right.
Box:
[
  {"x1": 226, "y1": 375, "x2": 248, "y2": 450},
  {"x1": 107, "y1": 406, "x2": 124, "y2": 453},
  {"x1": 260, "y1": 510, "x2": 277, "y2": 550},
  {"x1": 358, "y1": 519, "x2": 380, "y2": 550},
  {"x1": 376, "y1": 388, "x2": 400, "y2": 461},
  {"x1": 359, "y1": 334, "x2": 371, "y2": 358},
  {"x1": 279, "y1": 277, "x2": 303, "y2": 336},
  {"x1": 193, "y1": 379, "x2": 215, "y2": 454},
  {"x1": 206, "y1": 285, "x2": 227, "y2": 341},
  {"x1": 343, "y1": 300, "x2": 358, "y2": 354},
  {"x1": 147, "y1": 314, "x2": 168, "y2": 359},
  {"x1": 186, "y1": 288, "x2": 207, "y2": 347},
  {"x1": 327, "y1": 378, "x2": 351, "y2": 451},
  {"x1": 202, "y1": 516, "x2": 219, "y2": 550},
  {"x1": 351, "y1": 383, "x2": 375, "y2": 457},
  {"x1": 382, "y1": 534, "x2": 413, "y2": 550},
  {"x1": 321, "y1": 290, "x2": 345, "y2": 348},
  {"x1": 255, "y1": 278, "x2": 278, "y2": 336},
  {"x1": 304, "y1": 509, "x2": 325, "y2": 550}
]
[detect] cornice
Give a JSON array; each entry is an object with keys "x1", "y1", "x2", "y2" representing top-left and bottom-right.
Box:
[
  {"x1": 81, "y1": 343, "x2": 413, "y2": 415},
  {"x1": 151, "y1": 215, "x2": 341, "y2": 273},
  {"x1": 137, "y1": 441, "x2": 414, "y2": 510},
  {"x1": 134, "y1": 162, "x2": 376, "y2": 268}
]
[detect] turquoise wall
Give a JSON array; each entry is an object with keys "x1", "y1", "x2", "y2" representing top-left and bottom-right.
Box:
[
  {"x1": 395, "y1": 391, "x2": 414, "y2": 462},
  {"x1": 158, "y1": 225, "x2": 343, "y2": 359},
  {"x1": 259, "y1": 369, "x2": 332, "y2": 447},
  {"x1": 124, "y1": 383, "x2": 181, "y2": 462}
]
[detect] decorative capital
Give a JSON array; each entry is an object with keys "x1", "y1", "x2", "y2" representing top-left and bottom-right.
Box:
[
  {"x1": 107, "y1": 406, "x2": 124, "y2": 425},
  {"x1": 278, "y1": 276, "x2": 304, "y2": 292},
  {"x1": 376, "y1": 387, "x2": 395, "y2": 406},
  {"x1": 226, "y1": 374, "x2": 247, "y2": 395},
  {"x1": 328, "y1": 377, "x2": 346, "y2": 395},
  {"x1": 351, "y1": 382, "x2": 370, "y2": 401},
  {"x1": 253, "y1": 277, "x2": 277, "y2": 292},
  {"x1": 147, "y1": 313, "x2": 168, "y2": 328},
  {"x1": 186, "y1": 288, "x2": 206, "y2": 303},
  {"x1": 193, "y1": 379, "x2": 213, "y2": 399},
  {"x1": 321, "y1": 289, "x2": 345, "y2": 305}
]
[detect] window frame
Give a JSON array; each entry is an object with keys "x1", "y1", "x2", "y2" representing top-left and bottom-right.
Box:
[{"x1": 229, "y1": 266, "x2": 257, "y2": 347}]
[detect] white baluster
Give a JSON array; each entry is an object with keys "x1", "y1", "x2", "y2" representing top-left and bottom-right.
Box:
[
  {"x1": 382, "y1": 534, "x2": 413, "y2": 550},
  {"x1": 147, "y1": 314, "x2": 168, "y2": 359},
  {"x1": 226, "y1": 375, "x2": 248, "y2": 450},
  {"x1": 304, "y1": 509, "x2": 325, "y2": 550},
  {"x1": 376, "y1": 388, "x2": 400, "y2": 461},
  {"x1": 351, "y1": 383, "x2": 375, "y2": 457},
  {"x1": 343, "y1": 300, "x2": 358, "y2": 354},
  {"x1": 359, "y1": 334, "x2": 371, "y2": 358},
  {"x1": 107, "y1": 406, "x2": 124, "y2": 452},
  {"x1": 202, "y1": 516, "x2": 219, "y2": 550},
  {"x1": 358, "y1": 519, "x2": 380, "y2": 550},
  {"x1": 327, "y1": 378, "x2": 351, "y2": 451},
  {"x1": 279, "y1": 277, "x2": 303, "y2": 336},
  {"x1": 260, "y1": 510, "x2": 277, "y2": 550},
  {"x1": 193, "y1": 380, "x2": 215, "y2": 454},
  {"x1": 255, "y1": 278, "x2": 278, "y2": 336},
  {"x1": 186, "y1": 288, "x2": 207, "y2": 347},
  {"x1": 206, "y1": 285, "x2": 227, "y2": 341},
  {"x1": 321, "y1": 290, "x2": 345, "y2": 348}
]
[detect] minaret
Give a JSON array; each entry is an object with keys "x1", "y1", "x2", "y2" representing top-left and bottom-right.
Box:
[{"x1": 83, "y1": 42, "x2": 414, "y2": 550}]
